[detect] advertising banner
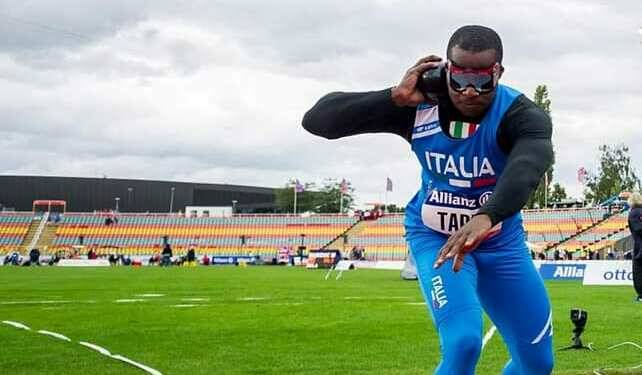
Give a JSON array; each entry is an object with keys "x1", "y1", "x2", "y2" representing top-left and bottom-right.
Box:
[{"x1": 583, "y1": 261, "x2": 633, "y2": 286}]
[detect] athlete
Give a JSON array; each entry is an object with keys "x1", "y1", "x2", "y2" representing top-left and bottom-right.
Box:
[{"x1": 302, "y1": 25, "x2": 554, "y2": 374}]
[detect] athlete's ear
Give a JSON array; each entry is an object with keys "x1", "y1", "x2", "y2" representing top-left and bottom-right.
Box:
[{"x1": 496, "y1": 64, "x2": 504, "y2": 81}]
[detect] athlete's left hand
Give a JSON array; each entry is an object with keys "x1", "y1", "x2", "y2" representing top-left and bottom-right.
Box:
[{"x1": 433, "y1": 214, "x2": 493, "y2": 272}]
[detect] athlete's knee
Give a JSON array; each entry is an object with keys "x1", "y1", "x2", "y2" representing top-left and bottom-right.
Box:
[
  {"x1": 436, "y1": 332, "x2": 482, "y2": 375},
  {"x1": 442, "y1": 331, "x2": 482, "y2": 360}
]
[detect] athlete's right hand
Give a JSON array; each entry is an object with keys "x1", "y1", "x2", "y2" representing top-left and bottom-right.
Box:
[{"x1": 391, "y1": 55, "x2": 443, "y2": 107}]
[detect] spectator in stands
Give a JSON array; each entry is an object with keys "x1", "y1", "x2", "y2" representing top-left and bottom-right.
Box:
[
  {"x1": 553, "y1": 249, "x2": 561, "y2": 261},
  {"x1": 201, "y1": 254, "x2": 210, "y2": 266},
  {"x1": 87, "y1": 248, "x2": 98, "y2": 260},
  {"x1": 48, "y1": 251, "x2": 63, "y2": 266},
  {"x1": 161, "y1": 244, "x2": 173, "y2": 267},
  {"x1": 186, "y1": 247, "x2": 196, "y2": 267},
  {"x1": 537, "y1": 252, "x2": 546, "y2": 261},
  {"x1": 350, "y1": 246, "x2": 359, "y2": 260},
  {"x1": 108, "y1": 253, "x2": 119, "y2": 266},
  {"x1": 627, "y1": 192, "x2": 642, "y2": 302},
  {"x1": 173, "y1": 255, "x2": 185, "y2": 267},
  {"x1": 28, "y1": 248, "x2": 41, "y2": 266},
  {"x1": 4, "y1": 252, "x2": 19, "y2": 266},
  {"x1": 148, "y1": 253, "x2": 160, "y2": 266},
  {"x1": 121, "y1": 255, "x2": 132, "y2": 266}
]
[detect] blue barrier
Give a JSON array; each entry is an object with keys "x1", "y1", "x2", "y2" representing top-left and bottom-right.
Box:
[
  {"x1": 211, "y1": 256, "x2": 256, "y2": 265},
  {"x1": 539, "y1": 263, "x2": 586, "y2": 280}
]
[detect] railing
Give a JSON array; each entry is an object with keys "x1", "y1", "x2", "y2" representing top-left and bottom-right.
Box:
[{"x1": 26, "y1": 212, "x2": 49, "y2": 251}]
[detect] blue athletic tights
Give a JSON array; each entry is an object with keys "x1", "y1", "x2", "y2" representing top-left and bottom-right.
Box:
[{"x1": 409, "y1": 233, "x2": 554, "y2": 374}]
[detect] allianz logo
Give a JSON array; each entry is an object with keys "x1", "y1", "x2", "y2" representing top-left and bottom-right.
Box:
[{"x1": 553, "y1": 266, "x2": 584, "y2": 278}]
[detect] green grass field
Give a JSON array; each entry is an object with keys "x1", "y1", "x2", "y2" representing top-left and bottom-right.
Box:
[{"x1": 0, "y1": 266, "x2": 640, "y2": 374}]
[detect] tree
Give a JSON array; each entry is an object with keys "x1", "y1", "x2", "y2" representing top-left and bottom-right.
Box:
[
  {"x1": 526, "y1": 84, "x2": 555, "y2": 208},
  {"x1": 274, "y1": 180, "x2": 317, "y2": 213},
  {"x1": 385, "y1": 204, "x2": 405, "y2": 213},
  {"x1": 584, "y1": 144, "x2": 641, "y2": 204},
  {"x1": 549, "y1": 183, "x2": 567, "y2": 203},
  {"x1": 314, "y1": 179, "x2": 355, "y2": 213},
  {"x1": 533, "y1": 85, "x2": 551, "y2": 116}
]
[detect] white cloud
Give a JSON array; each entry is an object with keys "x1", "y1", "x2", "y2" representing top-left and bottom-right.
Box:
[{"x1": 1, "y1": 0, "x2": 641, "y2": 208}]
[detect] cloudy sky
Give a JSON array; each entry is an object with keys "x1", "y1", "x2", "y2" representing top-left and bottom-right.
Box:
[{"x1": 1, "y1": 0, "x2": 641, "y2": 209}]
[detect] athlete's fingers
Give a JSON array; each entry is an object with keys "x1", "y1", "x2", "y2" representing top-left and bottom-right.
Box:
[
  {"x1": 408, "y1": 61, "x2": 440, "y2": 77},
  {"x1": 452, "y1": 251, "x2": 466, "y2": 272},
  {"x1": 412, "y1": 55, "x2": 442, "y2": 68},
  {"x1": 434, "y1": 235, "x2": 457, "y2": 268},
  {"x1": 434, "y1": 233, "x2": 467, "y2": 268},
  {"x1": 463, "y1": 231, "x2": 481, "y2": 251},
  {"x1": 448, "y1": 234, "x2": 469, "y2": 259}
]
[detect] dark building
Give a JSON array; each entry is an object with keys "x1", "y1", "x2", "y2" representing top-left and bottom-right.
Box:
[{"x1": 0, "y1": 175, "x2": 277, "y2": 213}]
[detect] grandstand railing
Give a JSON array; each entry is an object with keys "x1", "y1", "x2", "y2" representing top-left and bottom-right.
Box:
[{"x1": 542, "y1": 207, "x2": 627, "y2": 251}]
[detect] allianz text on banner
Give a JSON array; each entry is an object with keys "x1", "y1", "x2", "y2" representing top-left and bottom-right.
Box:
[
  {"x1": 538, "y1": 263, "x2": 586, "y2": 280},
  {"x1": 583, "y1": 261, "x2": 633, "y2": 286}
]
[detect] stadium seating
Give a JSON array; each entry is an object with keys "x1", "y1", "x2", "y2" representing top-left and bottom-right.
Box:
[
  {"x1": 50, "y1": 213, "x2": 358, "y2": 257},
  {"x1": 556, "y1": 211, "x2": 629, "y2": 253},
  {"x1": 348, "y1": 214, "x2": 407, "y2": 260},
  {"x1": 522, "y1": 208, "x2": 611, "y2": 249},
  {"x1": 0, "y1": 213, "x2": 33, "y2": 253},
  {"x1": 0, "y1": 207, "x2": 632, "y2": 261}
]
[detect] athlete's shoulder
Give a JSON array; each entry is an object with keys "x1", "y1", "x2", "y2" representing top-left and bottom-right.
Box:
[{"x1": 501, "y1": 89, "x2": 552, "y2": 134}]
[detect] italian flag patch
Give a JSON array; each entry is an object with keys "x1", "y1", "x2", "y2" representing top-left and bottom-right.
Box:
[{"x1": 449, "y1": 121, "x2": 479, "y2": 139}]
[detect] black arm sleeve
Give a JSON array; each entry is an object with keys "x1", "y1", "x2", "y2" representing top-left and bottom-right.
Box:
[
  {"x1": 302, "y1": 89, "x2": 416, "y2": 141},
  {"x1": 476, "y1": 97, "x2": 554, "y2": 226}
]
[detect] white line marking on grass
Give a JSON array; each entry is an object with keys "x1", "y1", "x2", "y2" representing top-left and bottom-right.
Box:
[
  {"x1": 376, "y1": 296, "x2": 411, "y2": 300},
  {"x1": 181, "y1": 298, "x2": 208, "y2": 302},
  {"x1": 344, "y1": 296, "x2": 412, "y2": 301},
  {"x1": 2, "y1": 320, "x2": 30, "y2": 330},
  {"x1": 2, "y1": 321, "x2": 162, "y2": 375},
  {"x1": 482, "y1": 325, "x2": 497, "y2": 350},
  {"x1": 79, "y1": 342, "x2": 163, "y2": 374},
  {"x1": 135, "y1": 294, "x2": 165, "y2": 298},
  {"x1": 171, "y1": 304, "x2": 198, "y2": 308},
  {"x1": 607, "y1": 341, "x2": 642, "y2": 350},
  {"x1": 115, "y1": 299, "x2": 146, "y2": 303},
  {"x1": 1, "y1": 300, "x2": 72, "y2": 305},
  {"x1": 111, "y1": 354, "x2": 163, "y2": 375},
  {"x1": 272, "y1": 302, "x2": 304, "y2": 306},
  {"x1": 38, "y1": 330, "x2": 71, "y2": 342},
  {"x1": 238, "y1": 297, "x2": 267, "y2": 301},
  {"x1": 79, "y1": 341, "x2": 112, "y2": 356},
  {"x1": 404, "y1": 302, "x2": 426, "y2": 305}
]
